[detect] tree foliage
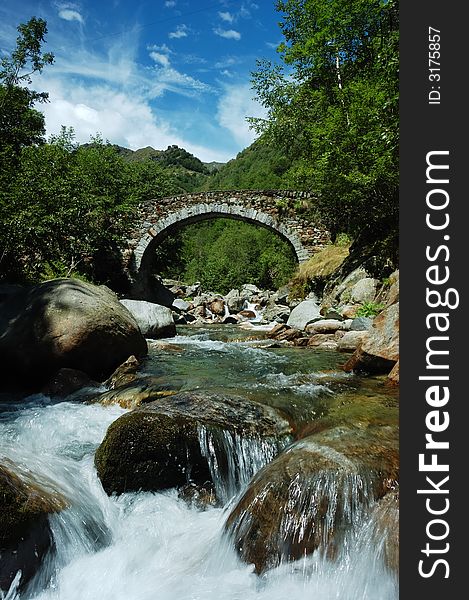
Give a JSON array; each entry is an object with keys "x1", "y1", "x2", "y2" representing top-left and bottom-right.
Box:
[
  {"x1": 250, "y1": 0, "x2": 399, "y2": 246},
  {"x1": 0, "y1": 17, "x2": 54, "y2": 155},
  {"x1": 153, "y1": 219, "x2": 298, "y2": 294},
  {"x1": 1, "y1": 127, "x2": 178, "y2": 283}
]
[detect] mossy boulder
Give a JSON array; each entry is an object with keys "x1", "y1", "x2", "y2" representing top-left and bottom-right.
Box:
[
  {"x1": 0, "y1": 464, "x2": 66, "y2": 592},
  {"x1": 224, "y1": 425, "x2": 398, "y2": 574},
  {"x1": 0, "y1": 278, "x2": 147, "y2": 389},
  {"x1": 95, "y1": 391, "x2": 292, "y2": 496}
]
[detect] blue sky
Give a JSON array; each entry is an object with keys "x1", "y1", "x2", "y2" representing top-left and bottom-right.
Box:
[{"x1": 0, "y1": 1, "x2": 284, "y2": 162}]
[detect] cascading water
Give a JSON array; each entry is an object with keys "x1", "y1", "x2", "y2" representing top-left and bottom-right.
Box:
[
  {"x1": 197, "y1": 425, "x2": 287, "y2": 504},
  {"x1": 1, "y1": 326, "x2": 398, "y2": 600}
]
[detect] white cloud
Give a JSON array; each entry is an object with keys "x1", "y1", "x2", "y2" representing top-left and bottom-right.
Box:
[
  {"x1": 219, "y1": 11, "x2": 234, "y2": 23},
  {"x1": 169, "y1": 24, "x2": 188, "y2": 39},
  {"x1": 165, "y1": 1, "x2": 176, "y2": 7},
  {"x1": 217, "y1": 83, "x2": 266, "y2": 147},
  {"x1": 214, "y1": 57, "x2": 239, "y2": 69},
  {"x1": 37, "y1": 77, "x2": 230, "y2": 162},
  {"x1": 214, "y1": 28, "x2": 241, "y2": 41},
  {"x1": 149, "y1": 43, "x2": 171, "y2": 54},
  {"x1": 58, "y1": 8, "x2": 84, "y2": 24},
  {"x1": 150, "y1": 52, "x2": 170, "y2": 67}
]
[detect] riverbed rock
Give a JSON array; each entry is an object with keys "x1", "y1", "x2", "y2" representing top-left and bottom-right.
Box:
[
  {"x1": 0, "y1": 464, "x2": 66, "y2": 592},
  {"x1": 337, "y1": 330, "x2": 370, "y2": 352},
  {"x1": 305, "y1": 319, "x2": 344, "y2": 334},
  {"x1": 350, "y1": 316, "x2": 374, "y2": 331},
  {"x1": 387, "y1": 360, "x2": 399, "y2": 385},
  {"x1": 93, "y1": 378, "x2": 179, "y2": 410},
  {"x1": 41, "y1": 368, "x2": 99, "y2": 399},
  {"x1": 225, "y1": 425, "x2": 398, "y2": 574},
  {"x1": 350, "y1": 278, "x2": 378, "y2": 303},
  {"x1": 120, "y1": 299, "x2": 176, "y2": 339},
  {"x1": 209, "y1": 299, "x2": 225, "y2": 316},
  {"x1": 225, "y1": 289, "x2": 244, "y2": 313},
  {"x1": 286, "y1": 299, "x2": 321, "y2": 330},
  {"x1": 172, "y1": 298, "x2": 191, "y2": 312},
  {"x1": 340, "y1": 304, "x2": 360, "y2": 319},
  {"x1": 262, "y1": 303, "x2": 291, "y2": 323},
  {"x1": 343, "y1": 303, "x2": 399, "y2": 374},
  {"x1": 367, "y1": 489, "x2": 399, "y2": 575},
  {"x1": 103, "y1": 355, "x2": 141, "y2": 390},
  {"x1": 0, "y1": 278, "x2": 147, "y2": 387},
  {"x1": 238, "y1": 310, "x2": 257, "y2": 320},
  {"x1": 307, "y1": 334, "x2": 338, "y2": 347},
  {"x1": 324, "y1": 267, "x2": 370, "y2": 307},
  {"x1": 95, "y1": 391, "x2": 292, "y2": 496},
  {"x1": 385, "y1": 271, "x2": 400, "y2": 307}
]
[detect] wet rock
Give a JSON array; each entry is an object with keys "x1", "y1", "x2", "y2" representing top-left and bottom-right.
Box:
[
  {"x1": 337, "y1": 331, "x2": 370, "y2": 352},
  {"x1": 93, "y1": 378, "x2": 178, "y2": 410},
  {"x1": 178, "y1": 482, "x2": 217, "y2": 510},
  {"x1": 367, "y1": 489, "x2": 399, "y2": 574},
  {"x1": 350, "y1": 317, "x2": 374, "y2": 331},
  {"x1": 222, "y1": 315, "x2": 239, "y2": 325},
  {"x1": 343, "y1": 303, "x2": 399, "y2": 374},
  {"x1": 0, "y1": 464, "x2": 66, "y2": 592},
  {"x1": 95, "y1": 391, "x2": 292, "y2": 496},
  {"x1": 0, "y1": 278, "x2": 147, "y2": 388},
  {"x1": 286, "y1": 299, "x2": 321, "y2": 330},
  {"x1": 238, "y1": 310, "x2": 257, "y2": 320},
  {"x1": 120, "y1": 299, "x2": 176, "y2": 339},
  {"x1": 103, "y1": 355, "x2": 141, "y2": 390},
  {"x1": 41, "y1": 368, "x2": 99, "y2": 398},
  {"x1": 267, "y1": 323, "x2": 287, "y2": 338},
  {"x1": 293, "y1": 337, "x2": 311, "y2": 347},
  {"x1": 225, "y1": 425, "x2": 398, "y2": 574}
]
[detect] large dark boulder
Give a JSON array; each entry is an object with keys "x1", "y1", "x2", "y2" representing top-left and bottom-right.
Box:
[
  {"x1": 0, "y1": 464, "x2": 66, "y2": 592},
  {"x1": 0, "y1": 278, "x2": 147, "y2": 388},
  {"x1": 225, "y1": 425, "x2": 399, "y2": 574},
  {"x1": 95, "y1": 391, "x2": 292, "y2": 497}
]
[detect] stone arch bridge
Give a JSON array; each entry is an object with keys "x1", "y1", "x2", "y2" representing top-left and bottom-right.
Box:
[{"x1": 123, "y1": 190, "x2": 330, "y2": 298}]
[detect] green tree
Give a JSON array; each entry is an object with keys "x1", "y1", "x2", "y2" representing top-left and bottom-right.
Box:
[
  {"x1": 0, "y1": 17, "x2": 54, "y2": 154},
  {"x1": 153, "y1": 218, "x2": 298, "y2": 293},
  {"x1": 250, "y1": 0, "x2": 398, "y2": 255}
]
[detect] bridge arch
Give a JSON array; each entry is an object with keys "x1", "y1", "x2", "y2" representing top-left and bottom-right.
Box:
[{"x1": 124, "y1": 190, "x2": 330, "y2": 298}]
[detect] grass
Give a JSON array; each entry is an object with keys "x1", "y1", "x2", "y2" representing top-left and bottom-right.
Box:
[{"x1": 289, "y1": 242, "x2": 350, "y2": 299}]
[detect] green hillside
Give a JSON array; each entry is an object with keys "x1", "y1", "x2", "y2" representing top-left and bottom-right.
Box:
[{"x1": 200, "y1": 138, "x2": 294, "y2": 191}]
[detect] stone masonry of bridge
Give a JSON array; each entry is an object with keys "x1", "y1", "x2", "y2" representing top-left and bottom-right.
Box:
[{"x1": 123, "y1": 190, "x2": 330, "y2": 286}]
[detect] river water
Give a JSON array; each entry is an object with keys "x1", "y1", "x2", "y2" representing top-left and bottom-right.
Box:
[{"x1": 0, "y1": 325, "x2": 398, "y2": 600}]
